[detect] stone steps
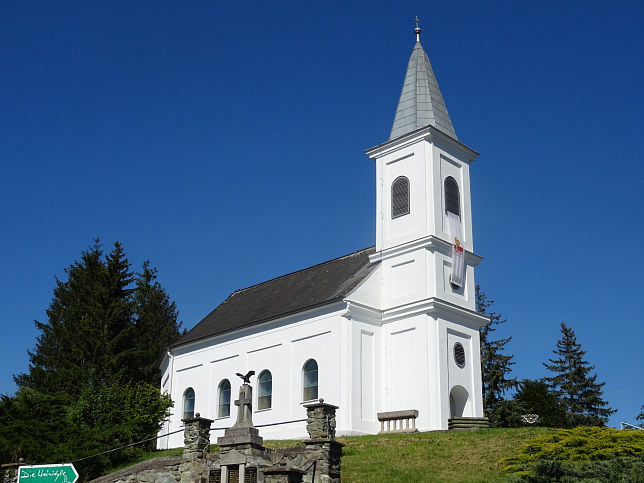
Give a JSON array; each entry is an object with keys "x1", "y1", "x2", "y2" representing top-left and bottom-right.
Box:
[{"x1": 448, "y1": 417, "x2": 490, "y2": 432}]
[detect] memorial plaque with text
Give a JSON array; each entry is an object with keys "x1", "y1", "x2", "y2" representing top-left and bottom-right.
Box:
[
  {"x1": 208, "y1": 469, "x2": 221, "y2": 483},
  {"x1": 245, "y1": 467, "x2": 257, "y2": 483},
  {"x1": 228, "y1": 466, "x2": 239, "y2": 483}
]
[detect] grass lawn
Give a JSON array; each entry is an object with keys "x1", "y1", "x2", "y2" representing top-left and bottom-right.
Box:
[
  {"x1": 105, "y1": 427, "x2": 550, "y2": 482},
  {"x1": 336, "y1": 427, "x2": 550, "y2": 482}
]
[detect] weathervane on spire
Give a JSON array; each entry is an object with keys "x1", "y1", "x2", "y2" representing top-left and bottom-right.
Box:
[{"x1": 414, "y1": 16, "x2": 421, "y2": 41}]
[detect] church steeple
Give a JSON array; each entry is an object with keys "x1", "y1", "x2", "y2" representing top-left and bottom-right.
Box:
[{"x1": 389, "y1": 20, "x2": 457, "y2": 141}]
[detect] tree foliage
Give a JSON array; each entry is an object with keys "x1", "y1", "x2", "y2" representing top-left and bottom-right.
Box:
[
  {"x1": 15, "y1": 240, "x2": 183, "y2": 395},
  {"x1": 514, "y1": 379, "x2": 568, "y2": 428},
  {"x1": 0, "y1": 389, "x2": 73, "y2": 466},
  {"x1": 476, "y1": 285, "x2": 517, "y2": 419},
  {"x1": 489, "y1": 380, "x2": 568, "y2": 428},
  {"x1": 131, "y1": 262, "x2": 183, "y2": 383},
  {"x1": 69, "y1": 381, "x2": 173, "y2": 455},
  {"x1": 2, "y1": 240, "x2": 183, "y2": 477},
  {"x1": 543, "y1": 322, "x2": 615, "y2": 427}
]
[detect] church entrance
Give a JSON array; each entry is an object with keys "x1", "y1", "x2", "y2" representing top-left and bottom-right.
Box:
[{"x1": 449, "y1": 385, "x2": 470, "y2": 418}]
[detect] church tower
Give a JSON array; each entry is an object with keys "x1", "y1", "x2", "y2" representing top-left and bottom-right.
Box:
[{"x1": 364, "y1": 21, "x2": 488, "y2": 429}]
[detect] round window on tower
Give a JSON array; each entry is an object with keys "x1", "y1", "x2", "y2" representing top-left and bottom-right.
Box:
[{"x1": 454, "y1": 342, "x2": 466, "y2": 368}]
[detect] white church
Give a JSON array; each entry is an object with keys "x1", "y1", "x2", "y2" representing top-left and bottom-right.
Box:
[{"x1": 158, "y1": 24, "x2": 488, "y2": 449}]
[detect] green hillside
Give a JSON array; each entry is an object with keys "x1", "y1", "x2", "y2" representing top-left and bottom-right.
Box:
[
  {"x1": 109, "y1": 426, "x2": 644, "y2": 482},
  {"x1": 110, "y1": 428, "x2": 545, "y2": 481},
  {"x1": 333, "y1": 428, "x2": 549, "y2": 482}
]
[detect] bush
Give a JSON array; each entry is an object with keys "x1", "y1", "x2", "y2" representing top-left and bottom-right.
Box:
[
  {"x1": 507, "y1": 456, "x2": 644, "y2": 482},
  {"x1": 503, "y1": 426, "x2": 644, "y2": 480},
  {"x1": 68, "y1": 382, "x2": 173, "y2": 478}
]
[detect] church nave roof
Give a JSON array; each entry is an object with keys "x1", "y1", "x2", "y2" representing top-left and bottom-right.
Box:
[{"x1": 172, "y1": 246, "x2": 376, "y2": 348}]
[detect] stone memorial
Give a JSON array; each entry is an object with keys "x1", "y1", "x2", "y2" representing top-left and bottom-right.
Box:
[{"x1": 90, "y1": 376, "x2": 344, "y2": 483}]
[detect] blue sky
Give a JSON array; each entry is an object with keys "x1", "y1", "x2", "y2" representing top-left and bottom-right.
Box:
[{"x1": 1, "y1": 1, "x2": 642, "y2": 428}]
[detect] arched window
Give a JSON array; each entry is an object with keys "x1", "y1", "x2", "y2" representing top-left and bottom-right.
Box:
[
  {"x1": 257, "y1": 370, "x2": 272, "y2": 410},
  {"x1": 391, "y1": 176, "x2": 410, "y2": 218},
  {"x1": 183, "y1": 387, "x2": 195, "y2": 420},
  {"x1": 302, "y1": 359, "x2": 318, "y2": 402},
  {"x1": 444, "y1": 176, "x2": 460, "y2": 216},
  {"x1": 218, "y1": 379, "x2": 231, "y2": 418}
]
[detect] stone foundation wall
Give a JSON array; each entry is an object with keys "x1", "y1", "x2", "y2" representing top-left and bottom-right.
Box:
[{"x1": 92, "y1": 398, "x2": 343, "y2": 483}]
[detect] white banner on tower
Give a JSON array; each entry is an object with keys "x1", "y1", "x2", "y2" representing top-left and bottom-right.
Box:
[{"x1": 447, "y1": 212, "x2": 465, "y2": 288}]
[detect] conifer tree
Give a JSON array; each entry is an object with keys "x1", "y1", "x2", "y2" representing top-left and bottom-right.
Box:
[
  {"x1": 476, "y1": 285, "x2": 517, "y2": 418},
  {"x1": 15, "y1": 240, "x2": 183, "y2": 395},
  {"x1": 543, "y1": 322, "x2": 615, "y2": 426},
  {"x1": 14, "y1": 240, "x2": 134, "y2": 397},
  {"x1": 5, "y1": 240, "x2": 182, "y2": 471},
  {"x1": 131, "y1": 261, "x2": 184, "y2": 384}
]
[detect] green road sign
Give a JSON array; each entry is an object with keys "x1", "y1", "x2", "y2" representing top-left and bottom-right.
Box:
[{"x1": 18, "y1": 464, "x2": 79, "y2": 483}]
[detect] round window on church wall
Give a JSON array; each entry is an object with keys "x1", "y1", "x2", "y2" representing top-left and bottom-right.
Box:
[{"x1": 454, "y1": 342, "x2": 466, "y2": 368}]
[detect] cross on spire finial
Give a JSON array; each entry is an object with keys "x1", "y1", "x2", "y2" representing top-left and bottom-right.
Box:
[{"x1": 414, "y1": 16, "x2": 421, "y2": 41}]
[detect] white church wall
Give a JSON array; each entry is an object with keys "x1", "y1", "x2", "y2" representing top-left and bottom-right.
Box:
[
  {"x1": 446, "y1": 329, "x2": 474, "y2": 417},
  {"x1": 346, "y1": 318, "x2": 383, "y2": 435},
  {"x1": 425, "y1": 313, "x2": 445, "y2": 429},
  {"x1": 158, "y1": 303, "x2": 350, "y2": 448},
  {"x1": 377, "y1": 141, "x2": 429, "y2": 251},
  {"x1": 345, "y1": 262, "x2": 382, "y2": 310},
  {"x1": 381, "y1": 247, "x2": 429, "y2": 310},
  {"x1": 441, "y1": 319, "x2": 484, "y2": 420},
  {"x1": 432, "y1": 248, "x2": 476, "y2": 311},
  {"x1": 383, "y1": 314, "x2": 431, "y2": 430}
]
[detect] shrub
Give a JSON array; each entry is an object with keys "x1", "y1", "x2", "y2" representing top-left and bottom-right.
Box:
[
  {"x1": 507, "y1": 456, "x2": 644, "y2": 482},
  {"x1": 502, "y1": 426, "x2": 644, "y2": 479}
]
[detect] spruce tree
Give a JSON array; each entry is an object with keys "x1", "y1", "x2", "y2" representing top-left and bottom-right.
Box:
[
  {"x1": 15, "y1": 240, "x2": 183, "y2": 395},
  {"x1": 131, "y1": 261, "x2": 184, "y2": 384},
  {"x1": 476, "y1": 285, "x2": 517, "y2": 419},
  {"x1": 5, "y1": 240, "x2": 181, "y2": 470},
  {"x1": 636, "y1": 405, "x2": 644, "y2": 428},
  {"x1": 543, "y1": 322, "x2": 615, "y2": 426},
  {"x1": 14, "y1": 240, "x2": 133, "y2": 397}
]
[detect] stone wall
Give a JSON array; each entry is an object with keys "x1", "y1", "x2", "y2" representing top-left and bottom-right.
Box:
[
  {"x1": 92, "y1": 395, "x2": 343, "y2": 483},
  {"x1": 1, "y1": 463, "x2": 20, "y2": 483}
]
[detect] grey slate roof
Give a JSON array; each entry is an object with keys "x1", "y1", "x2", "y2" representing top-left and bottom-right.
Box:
[
  {"x1": 172, "y1": 247, "x2": 376, "y2": 348},
  {"x1": 389, "y1": 41, "x2": 457, "y2": 141}
]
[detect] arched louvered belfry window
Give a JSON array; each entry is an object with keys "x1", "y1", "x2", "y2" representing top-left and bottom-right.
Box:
[
  {"x1": 257, "y1": 370, "x2": 272, "y2": 410},
  {"x1": 391, "y1": 176, "x2": 410, "y2": 218},
  {"x1": 218, "y1": 379, "x2": 231, "y2": 418},
  {"x1": 183, "y1": 387, "x2": 195, "y2": 420},
  {"x1": 302, "y1": 359, "x2": 318, "y2": 402},
  {"x1": 444, "y1": 176, "x2": 460, "y2": 216}
]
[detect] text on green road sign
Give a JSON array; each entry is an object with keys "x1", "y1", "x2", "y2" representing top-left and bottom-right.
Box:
[{"x1": 18, "y1": 464, "x2": 79, "y2": 483}]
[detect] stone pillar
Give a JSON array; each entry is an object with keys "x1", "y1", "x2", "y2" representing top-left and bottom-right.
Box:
[
  {"x1": 304, "y1": 399, "x2": 337, "y2": 439},
  {"x1": 1, "y1": 461, "x2": 22, "y2": 483},
  {"x1": 302, "y1": 399, "x2": 343, "y2": 483},
  {"x1": 182, "y1": 413, "x2": 214, "y2": 460}
]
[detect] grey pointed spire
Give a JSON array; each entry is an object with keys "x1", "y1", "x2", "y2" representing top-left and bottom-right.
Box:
[{"x1": 389, "y1": 33, "x2": 457, "y2": 141}]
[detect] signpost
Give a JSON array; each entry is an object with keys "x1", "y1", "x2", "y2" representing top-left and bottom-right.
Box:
[{"x1": 18, "y1": 464, "x2": 79, "y2": 483}]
